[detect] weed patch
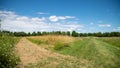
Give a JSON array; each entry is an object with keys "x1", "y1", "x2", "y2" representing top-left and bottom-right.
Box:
[{"x1": 0, "y1": 35, "x2": 20, "y2": 68}]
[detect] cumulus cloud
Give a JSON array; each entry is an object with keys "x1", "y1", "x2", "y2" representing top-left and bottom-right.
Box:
[
  {"x1": 98, "y1": 24, "x2": 111, "y2": 27},
  {"x1": 49, "y1": 15, "x2": 75, "y2": 22},
  {"x1": 49, "y1": 16, "x2": 58, "y2": 22},
  {"x1": 0, "y1": 10, "x2": 82, "y2": 32}
]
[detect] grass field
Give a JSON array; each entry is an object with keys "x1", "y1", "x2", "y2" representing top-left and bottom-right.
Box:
[
  {"x1": 97, "y1": 37, "x2": 120, "y2": 48},
  {"x1": 1, "y1": 35, "x2": 120, "y2": 68},
  {"x1": 27, "y1": 36, "x2": 120, "y2": 68}
]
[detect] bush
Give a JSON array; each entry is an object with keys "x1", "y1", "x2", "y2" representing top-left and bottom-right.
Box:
[{"x1": 0, "y1": 35, "x2": 20, "y2": 68}]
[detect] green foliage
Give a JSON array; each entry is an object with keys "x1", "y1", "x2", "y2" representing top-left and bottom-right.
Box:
[
  {"x1": 32, "y1": 32, "x2": 37, "y2": 36},
  {"x1": 72, "y1": 31, "x2": 78, "y2": 37},
  {"x1": 14, "y1": 32, "x2": 27, "y2": 36},
  {"x1": 67, "y1": 31, "x2": 70, "y2": 36},
  {"x1": 1, "y1": 30, "x2": 120, "y2": 37},
  {"x1": 0, "y1": 35, "x2": 20, "y2": 68}
]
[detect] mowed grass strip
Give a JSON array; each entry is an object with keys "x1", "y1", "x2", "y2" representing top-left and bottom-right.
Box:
[
  {"x1": 56, "y1": 37, "x2": 120, "y2": 68},
  {"x1": 98, "y1": 37, "x2": 120, "y2": 48}
]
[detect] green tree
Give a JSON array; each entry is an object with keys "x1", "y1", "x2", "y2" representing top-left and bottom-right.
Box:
[
  {"x1": 61, "y1": 32, "x2": 66, "y2": 35},
  {"x1": 72, "y1": 31, "x2": 78, "y2": 37},
  {"x1": 32, "y1": 32, "x2": 36, "y2": 36},
  {"x1": 97, "y1": 32, "x2": 102, "y2": 37},
  {"x1": 27, "y1": 32, "x2": 31, "y2": 36},
  {"x1": 37, "y1": 32, "x2": 42, "y2": 36},
  {"x1": 67, "y1": 31, "x2": 70, "y2": 36}
]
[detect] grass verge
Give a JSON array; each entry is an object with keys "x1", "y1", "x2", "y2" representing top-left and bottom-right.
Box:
[{"x1": 0, "y1": 34, "x2": 20, "y2": 68}]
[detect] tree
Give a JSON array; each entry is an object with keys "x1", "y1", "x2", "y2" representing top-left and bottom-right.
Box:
[
  {"x1": 42, "y1": 32, "x2": 47, "y2": 35},
  {"x1": 72, "y1": 31, "x2": 78, "y2": 37},
  {"x1": 61, "y1": 32, "x2": 66, "y2": 35},
  {"x1": 32, "y1": 32, "x2": 36, "y2": 36},
  {"x1": 56, "y1": 31, "x2": 61, "y2": 35},
  {"x1": 37, "y1": 32, "x2": 42, "y2": 36},
  {"x1": 67, "y1": 31, "x2": 70, "y2": 36},
  {"x1": 27, "y1": 32, "x2": 31, "y2": 36},
  {"x1": 96, "y1": 32, "x2": 102, "y2": 37}
]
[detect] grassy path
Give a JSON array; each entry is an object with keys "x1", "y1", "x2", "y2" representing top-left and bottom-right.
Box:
[
  {"x1": 57, "y1": 38, "x2": 120, "y2": 68},
  {"x1": 15, "y1": 38, "x2": 88, "y2": 68}
]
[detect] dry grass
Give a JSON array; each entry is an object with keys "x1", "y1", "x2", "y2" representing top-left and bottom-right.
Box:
[{"x1": 27, "y1": 35, "x2": 75, "y2": 45}]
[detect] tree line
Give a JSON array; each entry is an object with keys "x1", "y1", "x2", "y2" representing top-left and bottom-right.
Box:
[{"x1": 0, "y1": 30, "x2": 120, "y2": 37}]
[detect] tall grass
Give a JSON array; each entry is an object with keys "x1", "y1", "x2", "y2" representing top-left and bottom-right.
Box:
[
  {"x1": 0, "y1": 34, "x2": 20, "y2": 68},
  {"x1": 27, "y1": 35, "x2": 75, "y2": 50}
]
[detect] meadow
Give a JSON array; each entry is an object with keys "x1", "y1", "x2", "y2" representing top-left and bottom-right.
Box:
[
  {"x1": 26, "y1": 36, "x2": 120, "y2": 68},
  {"x1": 0, "y1": 34, "x2": 120, "y2": 68}
]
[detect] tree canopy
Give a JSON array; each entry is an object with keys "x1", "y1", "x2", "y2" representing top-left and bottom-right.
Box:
[{"x1": 0, "y1": 30, "x2": 120, "y2": 37}]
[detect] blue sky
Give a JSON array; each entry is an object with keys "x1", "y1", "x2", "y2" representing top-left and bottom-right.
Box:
[{"x1": 0, "y1": 0, "x2": 120, "y2": 33}]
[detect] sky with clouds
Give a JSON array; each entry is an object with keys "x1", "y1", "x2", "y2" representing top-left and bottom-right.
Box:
[{"x1": 0, "y1": 0, "x2": 120, "y2": 33}]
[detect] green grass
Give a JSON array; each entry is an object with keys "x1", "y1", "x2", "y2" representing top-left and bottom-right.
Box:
[
  {"x1": 55, "y1": 37, "x2": 120, "y2": 68},
  {"x1": 98, "y1": 37, "x2": 120, "y2": 48},
  {"x1": 27, "y1": 37, "x2": 120, "y2": 68},
  {"x1": 0, "y1": 34, "x2": 20, "y2": 68},
  {"x1": 27, "y1": 38, "x2": 44, "y2": 45}
]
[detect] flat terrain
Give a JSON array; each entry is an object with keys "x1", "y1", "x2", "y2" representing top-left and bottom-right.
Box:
[{"x1": 15, "y1": 36, "x2": 120, "y2": 68}]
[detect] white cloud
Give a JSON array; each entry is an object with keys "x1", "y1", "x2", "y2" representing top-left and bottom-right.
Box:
[
  {"x1": 37, "y1": 12, "x2": 49, "y2": 14},
  {"x1": 16, "y1": 16, "x2": 29, "y2": 21},
  {"x1": 31, "y1": 17, "x2": 46, "y2": 22},
  {"x1": 58, "y1": 16, "x2": 66, "y2": 20},
  {"x1": 98, "y1": 24, "x2": 111, "y2": 27},
  {"x1": 49, "y1": 15, "x2": 75, "y2": 22},
  {"x1": 0, "y1": 10, "x2": 82, "y2": 32},
  {"x1": 49, "y1": 16, "x2": 58, "y2": 22},
  {"x1": 65, "y1": 16, "x2": 75, "y2": 18}
]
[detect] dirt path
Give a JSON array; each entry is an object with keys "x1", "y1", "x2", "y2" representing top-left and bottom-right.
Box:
[{"x1": 15, "y1": 37, "x2": 76, "y2": 67}]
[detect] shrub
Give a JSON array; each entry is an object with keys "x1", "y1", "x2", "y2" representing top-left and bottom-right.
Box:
[{"x1": 0, "y1": 35, "x2": 20, "y2": 68}]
